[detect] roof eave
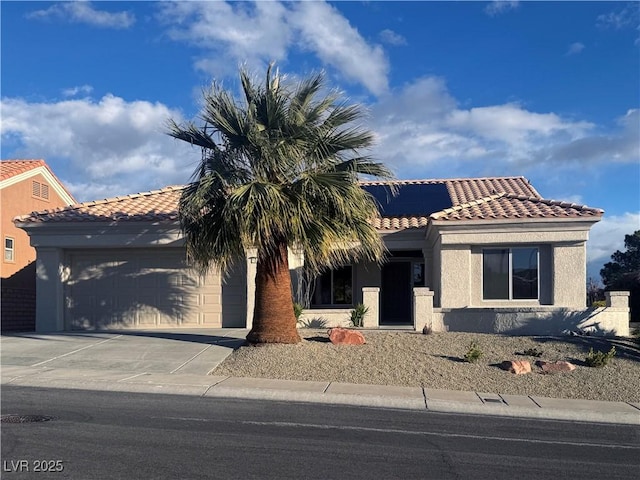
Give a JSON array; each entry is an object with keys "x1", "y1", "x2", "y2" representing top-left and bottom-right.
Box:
[{"x1": 429, "y1": 215, "x2": 603, "y2": 228}]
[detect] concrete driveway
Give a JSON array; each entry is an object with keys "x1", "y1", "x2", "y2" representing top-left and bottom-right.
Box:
[{"x1": 1, "y1": 329, "x2": 247, "y2": 385}]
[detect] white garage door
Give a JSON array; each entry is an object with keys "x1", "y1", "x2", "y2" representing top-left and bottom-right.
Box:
[{"x1": 64, "y1": 249, "x2": 246, "y2": 330}]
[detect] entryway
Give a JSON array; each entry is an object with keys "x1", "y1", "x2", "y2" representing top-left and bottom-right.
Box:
[{"x1": 381, "y1": 261, "x2": 412, "y2": 325}]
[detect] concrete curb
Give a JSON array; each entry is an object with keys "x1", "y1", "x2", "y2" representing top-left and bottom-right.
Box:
[{"x1": 3, "y1": 373, "x2": 639, "y2": 425}]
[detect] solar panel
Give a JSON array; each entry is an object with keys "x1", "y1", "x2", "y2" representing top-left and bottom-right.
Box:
[{"x1": 363, "y1": 183, "x2": 453, "y2": 217}]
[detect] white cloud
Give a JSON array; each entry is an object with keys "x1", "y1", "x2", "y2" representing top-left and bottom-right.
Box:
[
  {"x1": 27, "y1": 1, "x2": 135, "y2": 29},
  {"x1": 368, "y1": 76, "x2": 596, "y2": 177},
  {"x1": 485, "y1": 1, "x2": 520, "y2": 17},
  {"x1": 1, "y1": 95, "x2": 199, "y2": 201},
  {"x1": 566, "y1": 42, "x2": 585, "y2": 56},
  {"x1": 156, "y1": 1, "x2": 389, "y2": 96},
  {"x1": 158, "y1": 1, "x2": 291, "y2": 78},
  {"x1": 597, "y1": 3, "x2": 639, "y2": 30},
  {"x1": 536, "y1": 109, "x2": 639, "y2": 165},
  {"x1": 379, "y1": 29, "x2": 407, "y2": 46},
  {"x1": 289, "y1": 2, "x2": 388, "y2": 95},
  {"x1": 596, "y1": 2, "x2": 640, "y2": 45},
  {"x1": 446, "y1": 104, "x2": 591, "y2": 145},
  {"x1": 587, "y1": 212, "x2": 640, "y2": 266},
  {"x1": 62, "y1": 85, "x2": 94, "y2": 97}
]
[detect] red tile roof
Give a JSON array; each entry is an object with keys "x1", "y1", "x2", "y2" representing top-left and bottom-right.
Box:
[
  {"x1": 430, "y1": 192, "x2": 604, "y2": 221},
  {"x1": 14, "y1": 177, "x2": 603, "y2": 229},
  {"x1": 1, "y1": 159, "x2": 77, "y2": 203},
  {"x1": 1, "y1": 159, "x2": 48, "y2": 181},
  {"x1": 15, "y1": 186, "x2": 183, "y2": 224},
  {"x1": 363, "y1": 177, "x2": 601, "y2": 229}
]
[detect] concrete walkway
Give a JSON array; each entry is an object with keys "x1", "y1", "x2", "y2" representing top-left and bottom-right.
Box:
[{"x1": 1, "y1": 330, "x2": 638, "y2": 425}]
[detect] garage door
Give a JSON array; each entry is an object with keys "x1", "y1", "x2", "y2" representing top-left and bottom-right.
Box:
[{"x1": 64, "y1": 249, "x2": 246, "y2": 330}]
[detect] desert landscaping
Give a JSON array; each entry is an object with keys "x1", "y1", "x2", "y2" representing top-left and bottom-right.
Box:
[{"x1": 213, "y1": 330, "x2": 640, "y2": 403}]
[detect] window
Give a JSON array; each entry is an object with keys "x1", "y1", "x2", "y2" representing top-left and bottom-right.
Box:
[
  {"x1": 483, "y1": 248, "x2": 538, "y2": 300},
  {"x1": 32, "y1": 180, "x2": 50, "y2": 200},
  {"x1": 311, "y1": 266, "x2": 353, "y2": 306},
  {"x1": 4, "y1": 237, "x2": 15, "y2": 262}
]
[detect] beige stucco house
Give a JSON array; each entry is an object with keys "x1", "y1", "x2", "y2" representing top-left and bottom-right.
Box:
[{"x1": 15, "y1": 176, "x2": 630, "y2": 336}]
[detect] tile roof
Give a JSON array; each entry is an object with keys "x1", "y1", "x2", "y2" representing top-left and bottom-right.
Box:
[
  {"x1": 1, "y1": 159, "x2": 48, "y2": 181},
  {"x1": 363, "y1": 177, "x2": 602, "y2": 229},
  {"x1": 429, "y1": 192, "x2": 604, "y2": 222},
  {"x1": 15, "y1": 186, "x2": 183, "y2": 224},
  {"x1": 1, "y1": 159, "x2": 77, "y2": 204},
  {"x1": 15, "y1": 176, "x2": 603, "y2": 229}
]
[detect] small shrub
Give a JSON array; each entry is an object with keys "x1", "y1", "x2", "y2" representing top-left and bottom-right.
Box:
[
  {"x1": 293, "y1": 303, "x2": 304, "y2": 322},
  {"x1": 464, "y1": 341, "x2": 483, "y2": 363},
  {"x1": 585, "y1": 346, "x2": 616, "y2": 367},
  {"x1": 591, "y1": 300, "x2": 606, "y2": 308},
  {"x1": 349, "y1": 304, "x2": 369, "y2": 327},
  {"x1": 523, "y1": 347, "x2": 544, "y2": 357}
]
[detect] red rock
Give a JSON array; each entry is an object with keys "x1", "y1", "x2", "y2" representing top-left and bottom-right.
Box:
[
  {"x1": 328, "y1": 327, "x2": 366, "y2": 345},
  {"x1": 537, "y1": 360, "x2": 576, "y2": 373},
  {"x1": 500, "y1": 360, "x2": 531, "y2": 374}
]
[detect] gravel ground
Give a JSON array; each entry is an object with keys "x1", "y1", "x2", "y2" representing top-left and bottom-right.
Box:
[{"x1": 212, "y1": 330, "x2": 640, "y2": 402}]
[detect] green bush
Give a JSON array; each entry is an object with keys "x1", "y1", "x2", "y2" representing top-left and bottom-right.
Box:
[
  {"x1": 349, "y1": 304, "x2": 369, "y2": 327},
  {"x1": 464, "y1": 341, "x2": 483, "y2": 363},
  {"x1": 585, "y1": 346, "x2": 616, "y2": 367},
  {"x1": 591, "y1": 300, "x2": 606, "y2": 308},
  {"x1": 293, "y1": 303, "x2": 304, "y2": 322}
]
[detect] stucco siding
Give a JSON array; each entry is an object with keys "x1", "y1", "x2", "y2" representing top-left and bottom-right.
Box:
[
  {"x1": 429, "y1": 221, "x2": 595, "y2": 311},
  {"x1": 439, "y1": 246, "x2": 471, "y2": 308},
  {"x1": 1, "y1": 172, "x2": 71, "y2": 280},
  {"x1": 433, "y1": 306, "x2": 628, "y2": 337},
  {"x1": 552, "y1": 242, "x2": 588, "y2": 309}
]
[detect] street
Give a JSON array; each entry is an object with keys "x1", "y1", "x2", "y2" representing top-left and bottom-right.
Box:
[{"x1": 2, "y1": 386, "x2": 639, "y2": 479}]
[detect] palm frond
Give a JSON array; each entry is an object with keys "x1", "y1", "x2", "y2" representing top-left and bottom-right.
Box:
[{"x1": 168, "y1": 63, "x2": 395, "y2": 277}]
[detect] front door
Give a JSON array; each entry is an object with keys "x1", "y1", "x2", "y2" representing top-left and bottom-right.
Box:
[{"x1": 381, "y1": 262, "x2": 412, "y2": 325}]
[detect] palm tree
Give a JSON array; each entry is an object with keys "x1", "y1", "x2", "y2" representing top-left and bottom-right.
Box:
[{"x1": 168, "y1": 64, "x2": 393, "y2": 344}]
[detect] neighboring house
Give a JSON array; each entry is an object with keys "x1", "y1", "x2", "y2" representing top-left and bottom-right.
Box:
[
  {"x1": 15, "y1": 176, "x2": 630, "y2": 336},
  {"x1": 1, "y1": 159, "x2": 76, "y2": 331}
]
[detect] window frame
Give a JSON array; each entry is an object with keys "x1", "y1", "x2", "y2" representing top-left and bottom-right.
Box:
[
  {"x1": 4, "y1": 236, "x2": 15, "y2": 263},
  {"x1": 310, "y1": 265, "x2": 354, "y2": 307},
  {"x1": 482, "y1": 247, "x2": 540, "y2": 301}
]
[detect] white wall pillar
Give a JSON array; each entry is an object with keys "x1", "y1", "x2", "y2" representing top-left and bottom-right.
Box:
[
  {"x1": 605, "y1": 291, "x2": 630, "y2": 308},
  {"x1": 413, "y1": 287, "x2": 434, "y2": 331},
  {"x1": 35, "y1": 247, "x2": 65, "y2": 332},
  {"x1": 552, "y1": 242, "x2": 587, "y2": 308},
  {"x1": 362, "y1": 287, "x2": 379, "y2": 328}
]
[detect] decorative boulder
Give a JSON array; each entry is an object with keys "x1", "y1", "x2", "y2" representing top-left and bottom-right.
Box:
[
  {"x1": 536, "y1": 360, "x2": 576, "y2": 373},
  {"x1": 500, "y1": 360, "x2": 531, "y2": 374},
  {"x1": 328, "y1": 327, "x2": 366, "y2": 345}
]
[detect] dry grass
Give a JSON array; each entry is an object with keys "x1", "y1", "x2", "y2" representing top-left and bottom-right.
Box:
[{"x1": 212, "y1": 330, "x2": 640, "y2": 402}]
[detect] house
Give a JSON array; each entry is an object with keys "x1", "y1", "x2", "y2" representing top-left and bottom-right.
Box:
[
  {"x1": 14, "y1": 176, "x2": 630, "y2": 336},
  {"x1": 1, "y1": 159, "x2": 76, "y2": 331}
]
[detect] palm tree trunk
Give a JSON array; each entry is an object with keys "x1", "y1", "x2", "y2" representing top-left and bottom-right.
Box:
[{"x1": 247, "y1": 243, "x2": 301, "y2": 344}]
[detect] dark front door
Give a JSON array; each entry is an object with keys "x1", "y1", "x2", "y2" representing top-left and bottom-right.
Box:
[{"x1": 381, "y1": 262, "x2": 412, "y2": 324}]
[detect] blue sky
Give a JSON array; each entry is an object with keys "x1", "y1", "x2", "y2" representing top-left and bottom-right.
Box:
[{"x1": 1, "y1": 1, "x2": 639, "y2": 279}]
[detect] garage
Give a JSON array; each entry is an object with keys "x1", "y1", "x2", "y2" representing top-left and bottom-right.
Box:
[
  {"x1": 64, "y1": 249, "x2": 247, "y2": 330},
  {"x1": 14, "y1": 186, "x2": 251, "y2": 332}
]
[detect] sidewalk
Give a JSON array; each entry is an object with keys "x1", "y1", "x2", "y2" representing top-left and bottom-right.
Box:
[{"x1": 1, "y1": 330, "x2": 639, "y2": 425}]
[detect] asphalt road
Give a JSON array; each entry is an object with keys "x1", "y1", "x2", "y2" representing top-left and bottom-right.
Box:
[{"x1": 1, "y1": 386, "x2": 639, "y2": 480}]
